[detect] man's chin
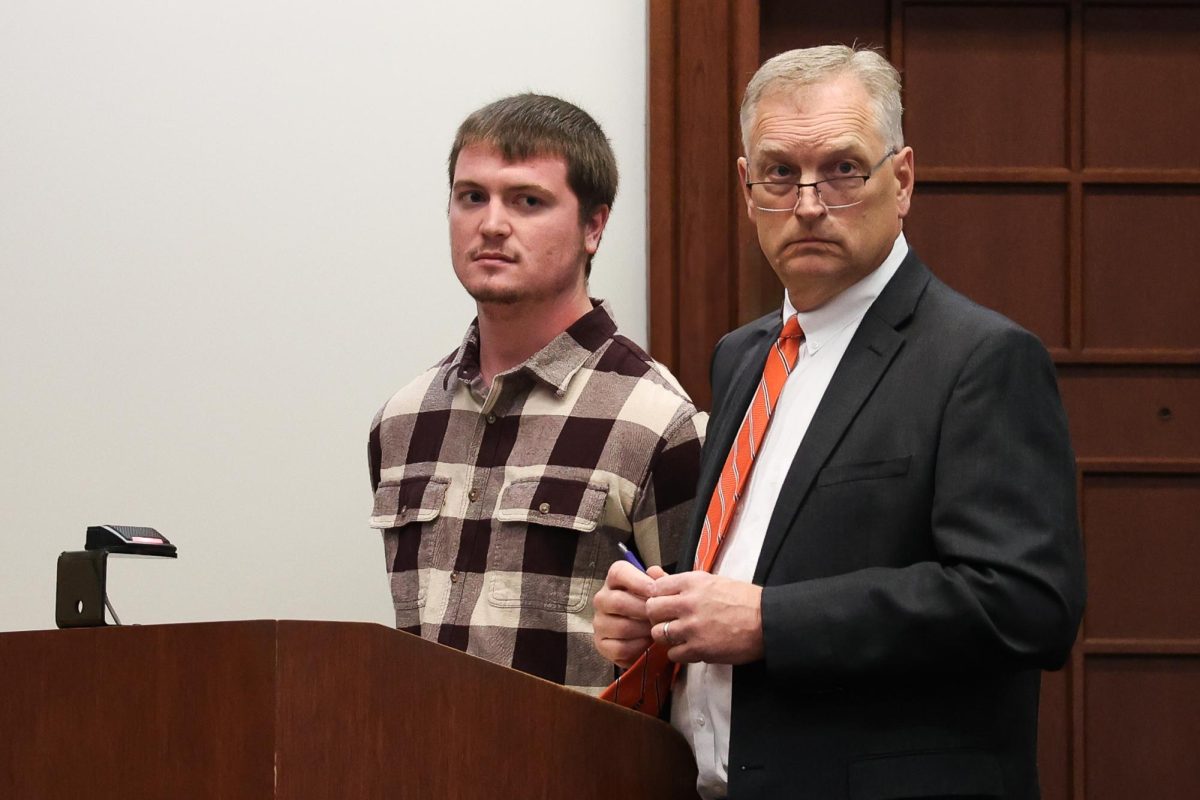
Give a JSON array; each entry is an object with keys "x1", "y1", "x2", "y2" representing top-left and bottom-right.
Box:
[
  {"x1": 774, "y1": 255, "x2": 844, "y2": 280},
  {"x1": 466, "y1": 285, "x2": 524, "y2": 305}
]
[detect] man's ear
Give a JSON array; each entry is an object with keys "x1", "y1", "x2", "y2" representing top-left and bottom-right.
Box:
[
  {"x1": 893, "y1": 146, "x2": 915, "y2": 220},
  {"x1": 737, "y1": 157, "x2": 756, "y2": 220},
  {"x1": 583, "y1": 205, "x2": 610, "y2": 254}
]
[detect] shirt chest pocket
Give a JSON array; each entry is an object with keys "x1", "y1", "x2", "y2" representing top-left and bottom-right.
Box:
[
  {"x1": 488, "y1": 476, "x2": 609, "y2": 613},
  {"x1": 369, "y1": 475, "x2": 450, "y2": 609}
]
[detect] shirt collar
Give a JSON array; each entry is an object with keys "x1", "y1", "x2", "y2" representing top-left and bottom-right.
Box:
[
  {"x1": 443, "y1": 298, "x2": 618, "y2": 396},
  {"x1": 783, "y1": 231, "x2": 909, "y2": 354}
]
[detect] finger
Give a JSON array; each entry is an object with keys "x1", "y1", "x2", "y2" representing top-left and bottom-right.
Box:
[
  {"x1": 658, "y1": 621, "x2": 703, "y2": 664},
  {"x1": 652, "y1": 569, "x2": 707, "y2": 596},
  {"x1": 596, "y1": 636, "x2": 653, "y2": 668},
  {"x1": 604, "y1": 560, "x2": 656, "y2": 598},
  {"x1": 652, "y1": 618, "x2": 686, "y2": 647},
  {"x1": 594, "y1": 585, "x2": 652, "y2": 621},
  {"x1": 646, "y1": 564, "x2": 668, "y2": 579},
  {"x1": 594, "y1": 611, "x2": 652, "y2": 641},
  {"x1": 645, "y1": 592, "x2": 691, "y2": 624},
  {"x1": 666, "y1": 641, "x2": 702, "y2": 664}
]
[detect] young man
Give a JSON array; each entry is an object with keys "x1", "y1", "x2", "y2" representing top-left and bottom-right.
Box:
[
  {"x1": 594, "y1": 47, "x2": 1085, "y2": 798},
  {"x1": 369, "y1": 94, "x2": 705, "y2": 694}
]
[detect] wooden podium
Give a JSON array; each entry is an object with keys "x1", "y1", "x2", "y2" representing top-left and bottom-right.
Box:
[{"x1": 0, "y1": 620, "x2": 698, "y2": 798}]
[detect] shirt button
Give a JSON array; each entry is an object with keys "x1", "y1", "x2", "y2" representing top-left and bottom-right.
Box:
[
  {"x1": 469, "y1": 489, "x2": 479, "y2": 502},
  {"x1": 697, "y1": 713, "x2": 706, "y2": 727},
  {"x1": 399, "y1": 505, "x2": 408, "y2": 515},
  {"x1": 486, "y1": 413, "x2": 497, "y2": 424},
  {"x1": 450, "y1": 572, "x2": 459, "y2": 584},
  {"x1": 538, "y1": 502, "x2": 550, "y2": 514}
]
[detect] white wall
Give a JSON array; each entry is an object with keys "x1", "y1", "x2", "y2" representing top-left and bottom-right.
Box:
[{"x1": 0, "y1": 1, "x2": 648, "y2": 631}]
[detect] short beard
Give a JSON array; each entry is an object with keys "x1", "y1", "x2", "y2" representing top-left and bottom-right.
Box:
[
  {"x1": 464, "y1": 284, "x2": 525, "y2": 305},
  {"x1": 459, "y1": 246, "x2": 589, "y2": 308}
]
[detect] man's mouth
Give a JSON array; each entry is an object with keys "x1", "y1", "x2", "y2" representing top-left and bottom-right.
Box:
[
  {"x1": 788, "y1": 236, "x2": 835, "y2": 247},
  {"x1": 472, "y1": 250, "x2": 516, "y2": 263}
]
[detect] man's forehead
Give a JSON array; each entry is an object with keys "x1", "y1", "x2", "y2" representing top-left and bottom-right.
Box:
[
  {"x1": 754, "y1": 134, "x2": 868, "y2": 159},
  {"x1": 748, "y1": 79, "x2": 877, "y2": 155},
  {"x1": 453, "y1": 142, "x2": 569, "y2": 184},
  {"x1": 757, "y1": 72, "x2": 870, "y2": 112}
]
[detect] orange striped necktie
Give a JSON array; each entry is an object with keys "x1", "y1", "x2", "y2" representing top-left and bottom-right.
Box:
[
  {"x1": 694, "y1": 314, "x2": 804, "y2": 571},
  {"x1": 599, "y1": 315, "x2": 804, "y2": 717}
]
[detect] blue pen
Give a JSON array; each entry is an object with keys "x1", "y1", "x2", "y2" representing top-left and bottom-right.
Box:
[{"x1": 616, "y1": 541, "x2": 647, "y2": 572}]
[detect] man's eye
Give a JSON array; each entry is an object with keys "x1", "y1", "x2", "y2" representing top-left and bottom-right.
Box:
[
  {"x1": 766, "y1": 165, "x2": 794, "y2": 180},
  {"x1": 457, "y1": 190, "x2": 485, "y2": 204},
  {"x1": 834, "y1": 161, "x2": 859, "y2": 175},
  {"x1": 516, "y1": 195, "x2": 542, "y2": 208}
]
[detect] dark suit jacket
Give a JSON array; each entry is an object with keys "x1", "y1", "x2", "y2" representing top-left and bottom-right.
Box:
[{"x1": 680, "y1": 251, "x2": 1086, "y2": 800}]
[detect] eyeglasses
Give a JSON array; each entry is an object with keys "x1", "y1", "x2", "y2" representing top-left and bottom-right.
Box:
[{"x1": 746, "y1": 148, "x2": 898, "y2": 212}]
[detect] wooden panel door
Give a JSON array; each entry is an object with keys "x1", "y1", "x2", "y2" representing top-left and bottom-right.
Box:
[{"x1": 648, "y1": 1, "x2": 1200, "y2": 797}]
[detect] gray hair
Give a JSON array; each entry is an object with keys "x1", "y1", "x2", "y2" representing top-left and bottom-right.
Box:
[{"x1": 740, "y1": 45, "x2": 904, "y2": 155}]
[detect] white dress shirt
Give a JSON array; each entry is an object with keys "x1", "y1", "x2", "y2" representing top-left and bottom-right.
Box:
[{"x1": 671, "y1": 233, "x2": 909, "y2": 799}]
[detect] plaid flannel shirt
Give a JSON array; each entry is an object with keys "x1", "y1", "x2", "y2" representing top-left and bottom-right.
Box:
[{"x1": 368, "y1": 301, "x2": 706, "y2": 694}]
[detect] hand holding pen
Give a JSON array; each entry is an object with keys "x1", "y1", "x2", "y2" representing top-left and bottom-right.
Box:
[{"x1": 616, "y1": 541, "x2": 647, "y2": 573}]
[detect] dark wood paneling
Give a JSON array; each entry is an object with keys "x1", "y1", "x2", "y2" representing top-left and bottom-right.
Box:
[
  {"x1": 1082, "y1": 187, "x2": 1200, "y2": 351},
  {"x1": 676, "y1": 0, "x2": 739, "y2": 405},
  {"x1": 906, "y1": 184, "x2": 1068, "y2": 347},
  {"x1": 1082, "y1": 473, "x2": 1200, "y2": 640},
  {"x1": 0, "y1": 622, "x2": 278, "y2": 798},
  {"x1": 648, "y1": 0, "x2": 761, "y2": 409},
  {"x1": 903, "y1": 4, "x2": 1069, "y2": 168},
  {"x1": 1083, "y1": 5, "x2": 1200, "y2": 169},
  {"x1": 1058, "y1": 367, "x2": 1199, "y2": 459},
  {"x1": 0, "y1": 622, "x2": 700, "y2": 799},
  {"x1": 1038, "y1": 666, "x2": 1073, "y2": 800},
  {"x1": 272, "y1": 622, "x2": 698, "y2": 798},
  {"x1": 1085, "y1": 656, "x2": 1200, "y2": 799},
  {"x1": 648, "y1": 0, "x2": 680, "y2": 370},
  {"x1": 733, "y1": 0, "x2": 772, "y2": 325},
  {"x1": 760, "y1": 0, "x2": 887, "y2": 56}
]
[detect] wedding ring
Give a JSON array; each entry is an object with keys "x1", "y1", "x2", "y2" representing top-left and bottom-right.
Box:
[{"x1": 663, "y1": 620, "x2": 674, "y2": 645}]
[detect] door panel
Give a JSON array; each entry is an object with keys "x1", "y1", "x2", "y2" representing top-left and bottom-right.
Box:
[
  {"x1": 1083, "y1": 6, "x2": 1200, "y2": 169},
  {"x1": 903, "y1": 4, "x2": 1070, "y2": 169},
  {"x1": 906, "y1": 184, "x2": 1069, "y2": 347}
]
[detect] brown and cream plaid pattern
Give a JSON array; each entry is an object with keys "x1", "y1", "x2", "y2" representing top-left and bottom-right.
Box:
[{"x1": 368, "y1": 301, "x2": 705, "y2": 694}]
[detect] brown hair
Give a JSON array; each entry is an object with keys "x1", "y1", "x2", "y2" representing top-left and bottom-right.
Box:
[{"x1": 448, "y1": 94, "x2": 618, "y2": 276}]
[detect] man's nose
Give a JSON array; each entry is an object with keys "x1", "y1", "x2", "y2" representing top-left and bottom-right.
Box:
[
  {"x1": 480, "y1": 200, "x2": 512, "y2": 237},
  {"x1": 792, "y1": 184, "x2": 827, "y2": 220}
]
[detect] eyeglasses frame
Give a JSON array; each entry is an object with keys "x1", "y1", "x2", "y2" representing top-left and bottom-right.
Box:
[{"x1": 745, "y1": 147, "x2": 899, "y2": 212}]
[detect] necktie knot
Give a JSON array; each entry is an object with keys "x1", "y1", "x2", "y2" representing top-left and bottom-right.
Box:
[{"x1": 780, "y1": 315, "x2": 804, "y2": 341}]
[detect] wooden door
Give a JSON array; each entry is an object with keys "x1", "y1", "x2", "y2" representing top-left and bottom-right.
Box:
[{"x1": 648, "y1": 2, "x2": 1200, "y2": 797}]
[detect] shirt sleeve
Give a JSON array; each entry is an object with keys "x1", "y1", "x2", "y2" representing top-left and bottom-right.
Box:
[
  {"x1": 629, "y1": 405, "x2": 707, "y2": 572},
  {"x1": 367, "y1": 406, "x2": 384, "y2": 494}
]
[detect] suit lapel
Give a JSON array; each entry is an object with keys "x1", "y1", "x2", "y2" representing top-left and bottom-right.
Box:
[{"x1": 752, "y1": 252, "x2": 932, "y2": 583}]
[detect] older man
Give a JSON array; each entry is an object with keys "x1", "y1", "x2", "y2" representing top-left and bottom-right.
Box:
[
  {"x1": 370, "y1": 94, "x2": 704, "y2": 694},
  {"x1": 595, "y1": 46, "x2": 1085, "y2": 799}
]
